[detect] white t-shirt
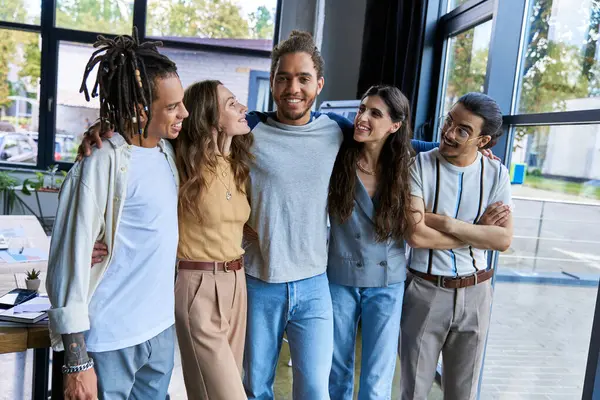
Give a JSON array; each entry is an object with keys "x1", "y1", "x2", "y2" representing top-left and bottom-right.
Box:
[
  {"x1": 409, "y1": 148, "x2": 512, "y2": 277},
  {"x1": 86, "y1": 145, "x2": 178, "y2": 352}
]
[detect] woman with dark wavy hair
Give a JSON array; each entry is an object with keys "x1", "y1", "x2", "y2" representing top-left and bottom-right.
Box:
[
  {"x1": 174, "y1": 80, "x2": 253, "y2": 400},
  {"x1": 327, "y1": 85, "x2": 414, "y2": 400}
]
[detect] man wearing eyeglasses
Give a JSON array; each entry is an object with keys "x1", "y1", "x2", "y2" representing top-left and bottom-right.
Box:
[{"x1": 401, "y1": 92, "x2": 514, "y2": 400}]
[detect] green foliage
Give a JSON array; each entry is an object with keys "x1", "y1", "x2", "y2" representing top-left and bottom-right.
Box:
[
  {"x1": 1, "y1": 116, "x2": 32, "y2": 128},
  {"x1": 26, "y1": 268, "x2": 40, "y2": 280},
  {"x1": 55, "y1": 0, "x2": 132, "y2": 35},
  {"x1": 147, "y1": 0, "x2": 251, "y2": 39},
  {"x1": 0, "y1": 29, "x2": 17, "y2": 108},
  {"x1": 249, "y1": 6, "x2": 274, "y2": 39},
  {"x1": 443, "y1": 28, "x2": 489, "y2": 115},
  {"x1": 0, "y1": 0, "x2": 29, "y2": 22},
  {"x1": 21, "y1": 171, "x2": 45, "y2": 195},
  {"x1": 524, "y1": 176, "x2": 600, "y2": 200},
  {"x1": 0, "y1": 170, "x2": 17, "y2": 212},
  {"x1": 519, "y1": 41, "x2": 591, "y2": 114},
  {"x1": 19, "y1": 36, "x2": 41, "y2": 87}
]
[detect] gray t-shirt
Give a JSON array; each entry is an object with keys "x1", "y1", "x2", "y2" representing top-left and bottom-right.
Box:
[
  {"x1": 243, "y1": 111, "x2": 350, "y2": 283},
  {"x1": 409, "y1": 148, "x2": 512, "y2": 276}
]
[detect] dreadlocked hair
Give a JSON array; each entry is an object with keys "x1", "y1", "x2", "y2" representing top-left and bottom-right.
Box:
[{"x1": 79, "y1": 26, "x2": 178, "y2": 143}]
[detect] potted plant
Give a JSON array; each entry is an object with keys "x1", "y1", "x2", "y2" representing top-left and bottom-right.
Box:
[
  {"x1": 22, "y1": 165, "x2": 64, "y2": 194},
  {"x1": 25, "y1": 268, "x2": 41, "y2": 291}
]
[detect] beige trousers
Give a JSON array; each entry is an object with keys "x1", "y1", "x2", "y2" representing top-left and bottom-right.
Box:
[
  {"x1": 175, "y1": 268, "x2": 247, "y2": 400},
  {"x1": 400, "y1": 272, "x2": 493, "y2": 400}
]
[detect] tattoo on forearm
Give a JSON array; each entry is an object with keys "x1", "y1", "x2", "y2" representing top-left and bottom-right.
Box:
[{"x1": 62, "y1": 333, "x2": 90, "y2": 367}]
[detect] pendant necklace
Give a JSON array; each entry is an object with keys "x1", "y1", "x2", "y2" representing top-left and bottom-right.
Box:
[{"x1": 216, "y1": 165, "x2": 232, "y2": 200}]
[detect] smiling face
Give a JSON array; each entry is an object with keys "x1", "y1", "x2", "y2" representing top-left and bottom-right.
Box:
[
  {"x1": 144, "y1": 74, "x2": 189, "y2": 140},
  {"x1": 271, "y1": 52, "x2": 324, "y2": 126},
  {"x1": 353, "y1": 95, "x2": 401, "y2": 144},
  {"x1": 217, "y1": 84, "x2": 250, "y2": 137},
  {"x1": 439, "y1": 102, "x2": 490, "y2": 161}
]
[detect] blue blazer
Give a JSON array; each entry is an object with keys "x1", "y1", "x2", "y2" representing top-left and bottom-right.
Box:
[{"x1": 327, "y1": 175, "x2": 407, "y2": 287}]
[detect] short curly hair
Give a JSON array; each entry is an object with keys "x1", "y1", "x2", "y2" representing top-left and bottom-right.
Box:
[{"x1": 270, "y1": 30, "x2": 325, "y2": 79}]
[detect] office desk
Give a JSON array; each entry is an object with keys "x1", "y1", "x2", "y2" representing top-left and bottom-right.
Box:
[
  {"x1": 0, "y1": 326, "x2": 62, "y2": 399},
  {"x1": 0, "y1": 215, "x2": 59, "y2": 399}
]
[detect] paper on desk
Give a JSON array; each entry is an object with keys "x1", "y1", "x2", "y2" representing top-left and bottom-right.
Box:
[
  {"x1": 13, "y1": 296, "x2": 51, "y2": 314},
  {"x1": 0, "y1": 228, "x2": 26, "y2": 238},
  {"x1": 0, "y1": 317, "x2": 48, "y2": 328},
  {"x1": 0, "y1": 248, "x2": 48, "y2": 264}
]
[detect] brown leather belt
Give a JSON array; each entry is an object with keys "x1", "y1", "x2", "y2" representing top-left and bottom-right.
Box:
[
  {"x1": 177, "y1": 257, "x2": 244, "y2": 272},
  {"x1": 409, "y1": 268, "x2": 494, "y2": 289}
]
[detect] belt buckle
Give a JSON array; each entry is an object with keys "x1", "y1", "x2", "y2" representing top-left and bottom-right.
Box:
[
  {"x1": 436, "y1": 275, "x2": 446, "y2": 288},
  {"x1": 457, "y1": 272, "x2": 478, "y2": 288},
  {"x1": 223, "y1": 260, "x2": 230, "y2": 272}
]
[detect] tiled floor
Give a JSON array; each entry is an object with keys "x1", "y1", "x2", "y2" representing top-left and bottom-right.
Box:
[
  {"x1": 0, "y1": 340, "x2": 444, "y2": 400},
  {"x1": 0, "y1": 271, "x2": 596, "y2": 399},
  {"x1": 480, "y1": 282, "x2": 597, "y2": 399}
]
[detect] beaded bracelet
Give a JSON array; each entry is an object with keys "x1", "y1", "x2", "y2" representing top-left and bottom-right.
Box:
[{"x1": 62, "y1": 358, "x2": 94, "y2": 375}]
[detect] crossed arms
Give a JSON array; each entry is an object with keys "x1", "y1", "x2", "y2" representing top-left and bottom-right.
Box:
[{"x1": 405, "y1": 196, "x2": 513, "y2": 252}]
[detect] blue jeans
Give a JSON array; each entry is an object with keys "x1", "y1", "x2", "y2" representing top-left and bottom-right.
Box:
[
  {"x1": 329, "y1": 283, "x2": 404, "y2": 400},
  {"x1": 243, "y1": 273, "x2": 334, "y2": 400},
  {"x1": 89, "y1": 325, "x2": 175, "y2": 400}
]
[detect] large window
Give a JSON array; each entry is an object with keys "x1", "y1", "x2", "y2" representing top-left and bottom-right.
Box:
[
  {"x1": 146, "y1": 0, "x2": 277, "y2": 42},
  {"x1": 486, "y1": 124, "x2": 600, "y2": 398},
  {"x1": 55, "y1": 42, "x2": 98, "y2": 163},
  {"x1": 504, "y1": 123, "x2": 600, "y2": 280},
  {"x1": 440, "y1": 19, "x2": 493, "y2": 117},
  {"x1": 0, "y1": 0, "x2": 278, "y2": 171},
  {"x1": 426, "y1": 0, "x2": 600, "y2": 397},
  {"x1": 55, "y1": 0, "x2": 134, "y2": 35},
  {"x1": 0, "y1": 0, "x2": 41, "y2": 25},
  {"x1": 516, "y1": 0, "x2": 600, "y2": 114},
  {"x1": 0, "y1": 28, "x2": 41, "y2": 166}
]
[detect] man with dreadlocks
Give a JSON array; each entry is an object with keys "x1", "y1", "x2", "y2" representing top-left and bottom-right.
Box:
[{"x1": 46, "y1": 29, "x2": 188, "y2": 399}]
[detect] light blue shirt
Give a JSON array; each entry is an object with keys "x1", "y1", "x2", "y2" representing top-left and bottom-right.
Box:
[{"x1": 86, "y1": 145, "x2": 178, "y2": 352}]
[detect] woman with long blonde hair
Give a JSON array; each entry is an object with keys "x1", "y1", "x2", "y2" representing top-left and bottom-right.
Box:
[{"x1": 174, "y1": 80, "x2": 253, "y2": 400}]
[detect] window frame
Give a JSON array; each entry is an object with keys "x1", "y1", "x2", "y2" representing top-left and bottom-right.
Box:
[
  {"x1": 0, "y1": 0, "x2": 281, "y2": 171},
  {"x1": 416, "y1": 0, "x2": 600, "y2": 396}
]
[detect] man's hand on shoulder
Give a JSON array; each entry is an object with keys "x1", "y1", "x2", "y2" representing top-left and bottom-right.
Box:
[
  {"x1": 479, "y1": 147, "x2": 500, "y2": 161},
  {"x1": 76, "y1": 119, "x2": 115, "y2": 161}
]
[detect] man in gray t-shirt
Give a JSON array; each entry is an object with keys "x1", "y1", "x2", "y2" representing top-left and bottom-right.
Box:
[
  {"x1": 241, "y1": 30, "x2": 439, "y2": 399},
  {"x1": 402, "y1": 93, "x2": 514, "y2": 400}
]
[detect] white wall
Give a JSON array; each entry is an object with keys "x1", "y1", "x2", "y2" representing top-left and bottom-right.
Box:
[
  {"x1": 542, "y1": 98, "x2": 600, "y2": 180},
  {"x1": 162, "y1": 48, "x2": 270, "y2": 107}
]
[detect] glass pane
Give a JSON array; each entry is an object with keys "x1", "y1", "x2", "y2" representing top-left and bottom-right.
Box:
[
  {"x1": 56, "y1": 42, "x2": 99, "y2": 163},
  {"x1": 516, "y1": 0, "x2": 600, "y2": 113},
  {"x1": 0, "y1": 29, "x2": 41, "y2": 166},
  {"x1": 440, "y1": 20, "x2": 493, "y2": 119},
  {"x1": 55, "y1": 0, "x2": 133, "y2": 35},
  {"x1": 0, "y1": 0, "x2": 41, "y2": 25},
  {"x1": 146, "y1": 0, "x2": 277, "y2": 44},
  {"x1": 482, "y1": 124, "x2": 600, "y2": 398},
  {"x1": 447, "y1": 0, "x2": 471, "y2": 13}
]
